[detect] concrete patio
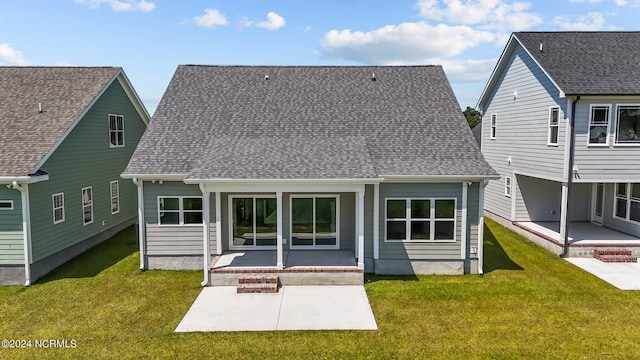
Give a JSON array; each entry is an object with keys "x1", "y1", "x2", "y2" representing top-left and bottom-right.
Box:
[{"x1": 175, "y1": 285, "x2": 378, "y2": 332}]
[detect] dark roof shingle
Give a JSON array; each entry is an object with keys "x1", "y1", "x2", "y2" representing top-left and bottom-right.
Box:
[
  {"x1": 125, "y1": 65, "x2": 496, "y2": 179},
  {"x1": 0, "y1": 67, "x2": 120, "y2": 177},
  {"x1": 515, "y1": 32, "x2": 640, "y2": 95}
]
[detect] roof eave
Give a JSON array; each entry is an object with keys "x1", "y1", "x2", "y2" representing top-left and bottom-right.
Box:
[
  {"x1": 0, "y1": 174, "x2": 49, "y2": 185},
  {"x1": 120, "y1": 173, "x2": 189, "y2": 181},
  {"x1": 380, "y1": 174, "x2": 500, "y2": 183},
  {"x1": 183, "y1": 177, "x2": 383, "y2": 184}
]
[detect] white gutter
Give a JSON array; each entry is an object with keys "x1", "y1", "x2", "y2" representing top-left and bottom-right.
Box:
[
  {"x1": 380, "y1": 175, "x2": 500, "y2": 183},
  {"x1": 477, "y1": 179, "x2": 489, "y2": 275},
  {"x1": 184, "y1": 177, "x2": 383, "y2": 184},
  {"x1": 199, "y1": 182, "x2": 211, "y2": 286},
  {"x1": 121, "y1": 174, "x2": 188, "y2": 182},
  {"x1": 0, "y1": 174, "x2": 49, "y2": 185},
  {"x1": 11, "y1": 181, "x2": 32, "y2": 286},
  {"x1": 132, "y1": 177, "x2": 146, "y2": 271}
]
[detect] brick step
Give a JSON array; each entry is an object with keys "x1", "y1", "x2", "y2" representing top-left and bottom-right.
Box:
[
  {"x1": 593, "y1": 248, "x2": 632, "y2": 256},
  {"x1": 237, "y1": 283, "x2": 279, "y2": 294},
  {"x1": 594, "y1": 254, "x2": 638, "y2": 263},
  {"x1": 238, "y1": 274, "x2": 279, "y2": 285}
]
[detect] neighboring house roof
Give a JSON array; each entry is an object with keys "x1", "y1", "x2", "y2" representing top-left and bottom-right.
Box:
[
  {"x1": 0, "y1": 67, "x2": 150, "y2": 178},
  {"x1": 478, "y1": 32, "x2": 640, "y2": 108},
  {"x1": 471, "y1": 124, "x2": 482, "y2": 146},
  {"x1": 125, "y1": 65, "x2": 496, "y2": 180}
]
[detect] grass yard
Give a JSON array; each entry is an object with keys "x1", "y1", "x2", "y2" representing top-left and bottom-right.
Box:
[{"x1": 2, "y1": 218, "x2": 640, "y2": 359}]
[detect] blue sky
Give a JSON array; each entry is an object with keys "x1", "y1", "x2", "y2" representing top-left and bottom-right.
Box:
[{"x1": 1, "y1": 0, "x2": 639, "y2": 114}]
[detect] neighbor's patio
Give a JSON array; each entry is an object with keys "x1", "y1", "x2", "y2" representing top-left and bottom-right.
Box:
[{"x1": 514, "y1": 221, "x2": 640, "y2": 257}]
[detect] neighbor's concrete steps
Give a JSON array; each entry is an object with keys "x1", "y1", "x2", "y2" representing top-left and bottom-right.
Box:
[
  {"x1": 593, "y1": 248, "x2": 638, "y2": 263},
  {"x1": 237, "y1": 274, "x2": 279, "y2": 293}
]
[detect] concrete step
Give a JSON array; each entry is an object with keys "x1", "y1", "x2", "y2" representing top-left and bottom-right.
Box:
[
  {"x1": 237, "y1": 283, "x2": 279, "y2": 294},
  {"x1": 238, "y1": 274, "x2": 279, "y2": 285},
  {"x1": 593, "y1": 248, "x2": 632, "y2": 256},
  {"x1": 594, "y1": 254, "x2": 638, "y2": 263}
]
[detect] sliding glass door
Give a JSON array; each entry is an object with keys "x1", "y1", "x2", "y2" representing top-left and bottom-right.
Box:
[
  {"x1": 291, "y1": 195, "x2": 339, "y2": 249},
  {"x1": 231, "y1": 196, "x2": 277, "y2": 248}
]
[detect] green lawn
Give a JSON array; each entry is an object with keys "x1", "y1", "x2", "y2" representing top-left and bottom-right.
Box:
[{"x1": 2, "y1": 218, "x2": 640, "y2": 359}]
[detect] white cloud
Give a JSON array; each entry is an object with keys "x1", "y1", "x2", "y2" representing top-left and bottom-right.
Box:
[
  {"x1": 438, "y1": 58, "x2": 499, "y2": 83},
  {"x1": 193, "y1": 9, "x2": 228, "y2": 28},
  {"x1": 569, "y1": 0, "x2": 603, "y2": 3},
  {"x1": 0, "y1": 43, "x2": 30, "y2": 66},
  {"x1": 255, "y1": 12, "x2": 286, "y2": 31},
  {"x1": 320, "y1": 21, "x2": 495, "y2": 64},
  {"x1": 75, "y1": 0, "x2": 155, "y2": 12},
  {"x1": 554, "y1": 12, "x2": 616, "y2": 30},
  {"x1": 416, "y1": 0, "x2": 542, "y2": 31},
  {"x1": 616, "y1": 0, "x2": 640, "y2": 5}
]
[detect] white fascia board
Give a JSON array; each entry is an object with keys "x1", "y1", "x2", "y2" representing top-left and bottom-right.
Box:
[
  {"x1": 380, "y1": 175, "x2": 500, "y2": 183},
  {"x1": 511, "y1": 34, "x2": 565, "y2": 99},
  {"x1": 116, "y1": 71, "x2": 151, "y2": 125},
  {"x1": 120, "y1": 174, "x2": 188, "y2": 181},
  {"x1": 0, "y1": 175, "x2": 49, "y2": 185}
]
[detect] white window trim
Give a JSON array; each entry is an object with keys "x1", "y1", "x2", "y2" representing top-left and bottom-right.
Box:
[
  {"x1": 108, "y1": 114, "x2": 125, "y2": 148},
  {"x1": 490, "y1": 113, "x2": 497, "y2": 140},
  {"x1": 110, "y1": 180, "x2": 120, "y2": 214},
  {"x1": 52, "y1": 193, "x2": 65, "y2": 224},
  {"x1": 157, "y1": 196, "x2": 204, "y2": 226},
  {"x1": 613, "y1": 183, "x2": 640, "y2": 224},
  {"x1": 0, "y1": 200, "x2": 14, "y2": 210},
  {"x1": 505, "y1": 176, "x2": 512, "y2": 198},
  {"x1": 547, "y1": 106, "x2": 560, "y2": 146},
  {"x1": 384, "y1": 197, "x2": 457, "y2": 243},
  {"x1": 588, "y1": 104, "x2": 611, "y2": 147},
  {"x1": 289, "y1": 194, "x2": 341, "y2": 250},
  {"x1": 82, "y1": 187, "x2": 93, "y2": 225},
  {"x1": 228, "y1": 195, "x2": 278, "y2": 250},
  {"x1": 614, "y1": 104, "x2": 640, "y2": 146}
]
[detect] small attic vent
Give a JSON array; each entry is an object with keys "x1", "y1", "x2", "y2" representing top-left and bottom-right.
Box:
[
  {"x1": 371, "y1": 72, "x2": 376, "y2": 81},
  {"x1": 264, "y1": 74, "x2": 269, "y2": 81},
  {"x1": 38, "y1": 102, "x2": 43, "y2": 113},
  {"x1": 539, "y1": 43, "x2": 543, "y2": 52}
]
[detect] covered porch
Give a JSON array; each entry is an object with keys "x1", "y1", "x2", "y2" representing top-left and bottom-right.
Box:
[{"x1": 514, "y1": 221, "x2": 640, "y2": 257}]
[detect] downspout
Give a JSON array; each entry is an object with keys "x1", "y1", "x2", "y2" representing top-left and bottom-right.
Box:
[
  {"x1": 477, "y1": 179, "x2": 489, "y2": 275},
  {"x1": 561, "y1": 96, "x2": 580, "y2": 258},
  {"x1": 12, "y1": 181, "x2": 32, "y2": 286},
  {"x1": 132, "y1": 177, "x2": 146, "y2": 270}
]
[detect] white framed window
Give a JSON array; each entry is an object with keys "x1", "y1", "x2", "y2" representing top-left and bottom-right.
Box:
[
  {"x1": 0, "y1": 200, "x2": 14, "y2": 210},
  {"x1": 82, "y1": 187, "x2": 93, "y2": 225},
  {"x1": 615, "y1": 105, "x2": 640, "y2": 145},
  {"x1": 385, "y1": 198, "x2": 456, "y2": 242},
  {"x1": 52, "y1": 193, "x2": 64, "y2": 224},
  {"x1": 109, "y1": 114, "x2": 125, "y2": 148},
  {"x1": 490, "y1": 113, "x2": 497, "y2": 139},
  {"x1": 548, "y1": 106, "x2": 560, "y2": 146},
  {"x1": 229, "y1": 195, "x2": 278, "y2": 248},
  {"x1": 505, "y1": 176, "x2": 512, "y2": 197},
  {"x1": 588, "y1": 105, "x2": 611, "y2": 145},
  {"x1": 290, "y1": 195, "x2": 340, "y2": 249},
  {"x1": 110, "y1": 180, "x2": 119, "y2": 214},
  {"x1": 614, "y1": 183, "x2": 640, "y2": 223},
  {"x1": 158, "y1": 196, "x2": 203, "y2": 226}
]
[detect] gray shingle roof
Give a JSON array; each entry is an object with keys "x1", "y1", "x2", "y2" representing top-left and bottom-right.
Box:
[
  {"x1": 0, "y1": 67, "x2": 120, "y2": 177},
  {"x1": 515, "y1": 32, "x2": 640, "y2": 95},
  {"x1": 125, "y1": 65, "x2": 496, "y2": 179}
]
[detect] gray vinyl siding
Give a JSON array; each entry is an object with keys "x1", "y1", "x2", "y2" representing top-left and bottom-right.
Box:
[
  {"x1": 603, "y1": 183, "x2": 640, "y2": 237},
  {"x1": 28, "y1": 79, "x2": 147, "y2": 263},
  {"x1": 143, "y1": 181, "x2": 216, "y2": 255},
  {"x1": 573, "y1": 97, "x2": 640, "y2": 182},
  {"x1": 378, "y1": 182, "x2": 478, "y2": 260},
  {"x1": 482, "y1": 43, "x2": 567, "y2": 219},
  {"x1": 513, "y1": 175, "x2": 590, "y2": 222},
  {"x1": 0, "y1": 188, "x2": 23, "y2": 264}
]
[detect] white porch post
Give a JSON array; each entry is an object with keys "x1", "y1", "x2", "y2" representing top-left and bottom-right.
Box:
[
  {"x1": 215, "y1": 191, "x2": 222, "y2": 255},
  {"x1": 373, "y1": 183, "x2": 380, "y2": 260},
  {"x1": 132, "y1": 178, "x2": 146, "y2": 271},
  {"x1": 559, "y1": 182, "x2": 569, "y2": 242},
  {"x1": 357, "y1": 190, "x2": 365, "y2": 270},
  {"x1": 276, "y1": 191, "x2": 284, "y2": 269},
  {"x1": 478, "y1": 180, "x2": 488, "y2": 275},
  {"x1": 200, "y1": 184, "x2": 211, "y2": 287},
  {"x1": 461, "y1": 181, "x2": 469, "y2": 260}
]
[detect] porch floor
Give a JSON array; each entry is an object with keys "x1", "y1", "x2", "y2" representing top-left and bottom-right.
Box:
[
  {"x1": 211, "y1": 250, "x2": 358, "y2": 271},
  {"x1": 516, "y1": 221, "x2": 640, "y2": 246}
]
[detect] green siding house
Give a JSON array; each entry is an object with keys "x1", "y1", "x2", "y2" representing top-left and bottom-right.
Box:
[{"x1": 0, "y1": 67, "x2": 149, "y2": 285}]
